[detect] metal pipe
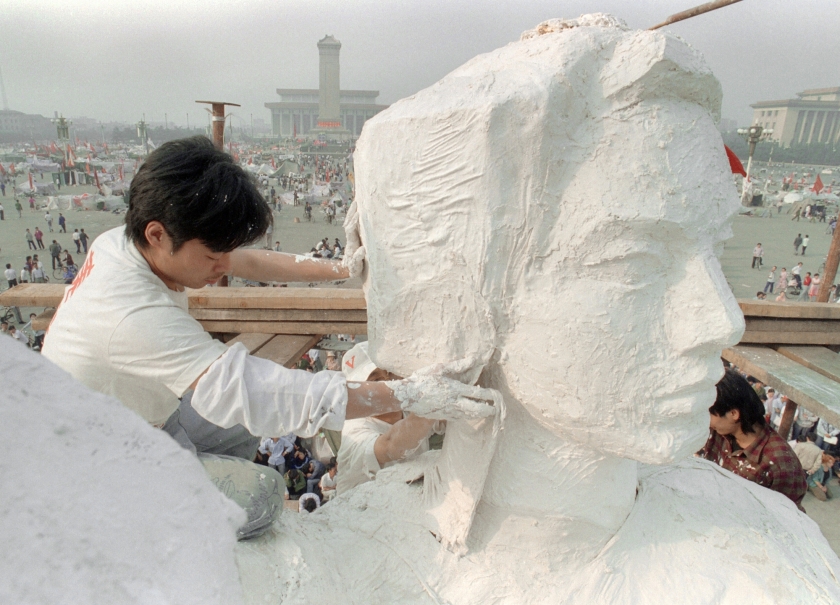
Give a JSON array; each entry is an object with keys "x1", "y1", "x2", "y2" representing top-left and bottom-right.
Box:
[{"x1": 649, "y1": 0, "x2": 745, "y2": 30}]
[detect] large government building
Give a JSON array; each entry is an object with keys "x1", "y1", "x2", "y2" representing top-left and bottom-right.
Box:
[
  {"x1": 750, "y1": 87, "x2": 840, "y2": 146},
  {"x1": 266, "y1": 36, "x2": 389, "y2": 140}
]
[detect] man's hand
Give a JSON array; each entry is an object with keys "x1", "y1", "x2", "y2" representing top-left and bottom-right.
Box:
[{"x1": 387, "y1": 358, "x2": 500, "y2": 421}]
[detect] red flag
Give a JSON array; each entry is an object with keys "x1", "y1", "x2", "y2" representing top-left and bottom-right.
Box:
[
  {"x1": 50, "y1": 142, "x2": 58, "y2": 153},
  {"x1": 724, "y1": 145, "x2": 746, "y2": 177},
  {"x1": 94, "y1": 169, "x2": 101, "y2": 190},
  {"x1": 66, "y1": 144, "x2": 75, "y2": 167},
  {"x1": 9, "y1": 163, "x2": 15, "y2": 175},
  {"x1": 119, "y1": 163, "x2": 124, "y2": 181},
  {"x1": 812, "y1": 174, "x2": 824, "y2": 194},
  {"x1": 293, "y1": 123, "x2": 297, "y2": 138},
  {"x1": 28, "y1": 172, "x2": 34, "y2": 190},
  {"x1": 85, "y1": 161, "x2": 91, "y2": 175},
  {"x1": 0, "y1": 163, "x2": 5, "y2": 175},
  {"x1": 271, "y1": 156, "x2": 276, "y2": 169}
]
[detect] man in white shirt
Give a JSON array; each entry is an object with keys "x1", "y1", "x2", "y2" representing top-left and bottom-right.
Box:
[
  {"x1": 42, "y1": 136, "x2": 495, "y2": 539},
  {"x1": 8, "y1": 325, "x2": 28, "y2": 345},
  {"x1": 319, "y1": 461, "x2": 338, "y2": 502},
  {"x1": 336, "y1": 342, "x2": 442, "y2": 495}
]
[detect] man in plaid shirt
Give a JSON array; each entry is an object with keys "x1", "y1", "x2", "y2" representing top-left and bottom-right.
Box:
[{"x1": 700, "y1": 369, "x2": 806, "y2": 508}]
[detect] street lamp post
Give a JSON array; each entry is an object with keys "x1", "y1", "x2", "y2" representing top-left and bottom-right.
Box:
[
  {"x1": 51, "y1": 114, "x2": 73, "y2": 185},
  {"x1": 737, "y1": 125, "x2": 773, "y2": 205}
]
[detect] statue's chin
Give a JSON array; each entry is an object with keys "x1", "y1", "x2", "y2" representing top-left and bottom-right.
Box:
[{"x1": 521, "y1": 403, "x2": 710, "y2": 466}]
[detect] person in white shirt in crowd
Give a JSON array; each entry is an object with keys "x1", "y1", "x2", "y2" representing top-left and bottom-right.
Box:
[
  {"x1": 751, "y1": 243, "x2": 763, "y2": 269},
  {"x1": 5, "y1": 263, "x2": 18, "y2": 289},
  {"x1": 816, "y1": 419, "x2": 840, "y2": 451},
  {"x1": 791, "y1": 262, "x2": 803, "y2": 289},
  {"x1": 336, "y1": 341, "x2": 444, "y2": 495},
  {"x1": 259, "y1": 435, "x2": 294, "y2": 474},
  {"x1": 793, "y1": 406, "x2": 820, "y2": 441},
  {"x1": 319, "y1": 460, "x2": 338, "y2": 502},
  {"x1": 299, "y1": 492, "x2": 320, "y2": 513},
  {"x1": 763, "y1": 266, "x2": 776, "y2": 294},
  {"x1": 42, "y1": 137, "x2": 495, "y2": 540},
  {"x1": 19, "y1": 264, "x2": 31, "y2": 284},
  {"x1": 762, "y1": 388, "x2": 777, "y2": 419},
  {"x1": 8, "y1": 325, "x2": 28, "y2": 345}
]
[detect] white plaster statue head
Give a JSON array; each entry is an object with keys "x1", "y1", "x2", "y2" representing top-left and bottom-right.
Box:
[{"x1": 355, "y1": 14, "x2": 744, "y2": 465}]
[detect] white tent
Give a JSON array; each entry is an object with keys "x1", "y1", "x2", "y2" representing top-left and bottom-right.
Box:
[{"x1": 783, "y1": 192, "x2": 804, "y2": 204}]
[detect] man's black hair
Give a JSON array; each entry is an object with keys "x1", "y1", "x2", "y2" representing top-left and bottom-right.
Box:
[
  {"x1": 303, "y1": 498, "x2": 317, "y2": 513},
  {"x1": 125, "y1": 136, "x2": 271, "y2": 253},
  {"x1": 709, "y1": 368, "x2": 767, "y2": 434}
]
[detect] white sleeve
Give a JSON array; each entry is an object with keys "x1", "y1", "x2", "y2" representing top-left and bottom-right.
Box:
[{"x1": 192, "y1": 343, "x2": 347, "y2": 438}]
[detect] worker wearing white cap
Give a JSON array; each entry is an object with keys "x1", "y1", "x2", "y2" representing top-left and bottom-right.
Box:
[{"x1": 336, "y1": 342, "x2": 443, "y2": 495}]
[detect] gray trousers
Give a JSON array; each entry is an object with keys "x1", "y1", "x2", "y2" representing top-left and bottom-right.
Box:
[{"x1": 162, "y1": 392, "x2": 283, "y2": 540}]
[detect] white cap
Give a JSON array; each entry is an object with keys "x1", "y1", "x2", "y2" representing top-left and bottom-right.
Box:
[{"x1": 341, "y1": 341, "x2": 378, "y2": 382}]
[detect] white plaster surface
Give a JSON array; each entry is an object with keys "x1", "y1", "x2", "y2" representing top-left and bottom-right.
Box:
[
  {"x1": 0, "y1": 339, "x2": 246, "y2": 605},
  {"x1": 237, "y1": 15, "x2": 840, "y2": 604}
]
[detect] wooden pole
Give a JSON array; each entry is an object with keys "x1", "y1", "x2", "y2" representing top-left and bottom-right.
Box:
[
  {"x1": 818, "y1": 221, "x2": 840, "y2": 302},
  {"x1": 195, "y1": 101, "x2": 241, "y2": 286},
  {"x1": 195, "y1": 100, "x2": 240, "y2": 150},
  {"x1": 777, "y1": 399, "x2": 797, "y2": 440},
  {"x1": 649, "y1": 0, "x2": 745, "y2": 30}
]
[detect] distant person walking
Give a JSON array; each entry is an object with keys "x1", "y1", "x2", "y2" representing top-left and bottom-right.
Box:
[
  {"x1": 58, "y1": 213, "x2": 66, "y2": 233},
  {"x1": 34, "y1": 227, "x2": 45, "y2": 249},
  {"x1": 79, "y1": 229, "x2": 89, "y2": 254},
  {"x1": 801, "y1": 234, "x2": 810, "y2": 255},
  {"x1": 28, "y1": 196, "x2": 35, "y2": 212},
  {"x1": 5, "y1": 264, "x2": 18, "y2": 289},
  {"x1": 809, "y1": 274, "x2": 821, "y2": 302},
  {"x1": 801, "y1": 272, "x2": 812, "y2": 301},
  {"x1": 794, "y1": 233, "x2": 803, "y2": 255},
  {"x1": 49, "y1": 240, "x2": 62, "y2": 270},
  {"x1": 14, "y1": 199, "x2": 21, "y2": 218},
  {"x1": 0, "y1": 181, "x2": 5, "y2": 196},
  {"x1": 0, "y1": 202, "x2": 5, "y2": 220},
  {"x1": 72, "y1": 229, "x2": 81, "y2": 253},
  {"x1": 764, "y1": 266, "x2": 777, "y2": 294},
  {"x1": 25, "y1": 229, "x2": 36, "y2": 250},
  {"x1": 44, "y1": 211, "x2": 53, "y2": 232},
  {"x1": 751, "y1": 243, "x2": 764, "y2": 269}
]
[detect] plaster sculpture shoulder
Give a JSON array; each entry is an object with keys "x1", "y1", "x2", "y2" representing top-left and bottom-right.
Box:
[
  {"x1": 0, "y1": 339, "x2": 246, "y2": 605},
  {"x1": 236, "y1": 454, "x2": 840, "y2": 604}
]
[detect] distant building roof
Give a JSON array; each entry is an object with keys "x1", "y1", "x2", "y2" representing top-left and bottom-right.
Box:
[{"x1": 798, "y1": 87, "x2": 840, "y2": 97}]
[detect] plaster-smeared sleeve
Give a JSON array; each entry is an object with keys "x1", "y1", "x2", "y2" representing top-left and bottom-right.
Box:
[{"x1": 192, "y1": 343, "x2": 347, "y2": 437}]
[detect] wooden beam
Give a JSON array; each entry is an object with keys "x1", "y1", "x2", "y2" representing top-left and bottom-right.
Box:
[
  {"x1": 740, "y1": 331, "x2": 840, "y2": 345},
  {"x1": 737, "y1": 299, "x2": 840, "y2": 320},
  {"x1": 775, "y1": 346, "x2": 840, "y2": 384},
  {"x1": 198, "y1": 320, "x2": 367, "y2": 336},
  {"x1": 190, "y1": 308, "x2": 367, "y2": 322},
  {"x1": 225, "y1": 333, "x2": 275, "y2": 354},
  {"x1": 187, "y1": 287, "x2": 366, "y2": 310},
  {"x1": 0, "y1": 283, "x2": 65, "y2": 307},
  {"x1": 253, "y1": 334, "x2": 321, "y2": 368},
  {"x1": 31, "y1": 309, "x2": 55, "y2": 331},
  {"x1": 745, "y1": 318, "x2": 840, "y2": 333},
  {"x1": 722, "y1": 345, "x2": 840, "y2": 427}
]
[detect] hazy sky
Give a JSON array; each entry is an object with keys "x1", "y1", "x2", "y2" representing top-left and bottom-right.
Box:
[{"x1": 2, "y1": 0, "x2": 838, "y2": 128}]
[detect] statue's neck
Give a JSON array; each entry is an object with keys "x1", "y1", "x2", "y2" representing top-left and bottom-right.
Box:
[{"x1": 468, "y1": 401, "x2": 638, "y2": 558}]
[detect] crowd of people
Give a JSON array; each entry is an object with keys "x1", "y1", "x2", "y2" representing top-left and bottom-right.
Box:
[{"x1": 752, "y1": 235, "x2": 840, "y2": 302}]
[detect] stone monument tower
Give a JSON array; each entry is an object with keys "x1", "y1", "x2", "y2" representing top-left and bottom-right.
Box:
[{"x1": 317, "y1": 35, "x2": 342, "y2": 129}]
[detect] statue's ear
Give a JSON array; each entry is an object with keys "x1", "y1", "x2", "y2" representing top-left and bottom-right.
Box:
[{"x1": 600, "y1": 31, "x2": 722, "y2": 122}]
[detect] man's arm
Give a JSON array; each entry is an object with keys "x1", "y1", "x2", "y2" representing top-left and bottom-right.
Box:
[
  {"x1": 373, "y1": 414, "x2": 437, "y2": 466},
  {"x1": 229, "y1": 248, "x2": 349, "y2": 282}
]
